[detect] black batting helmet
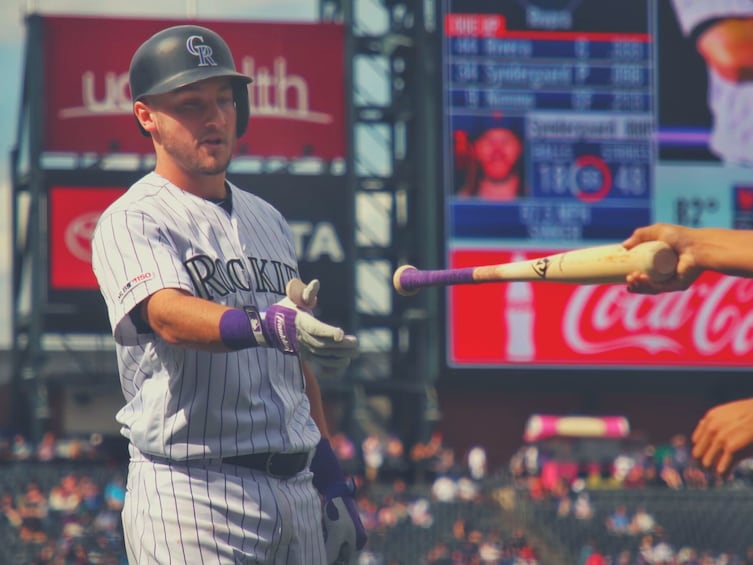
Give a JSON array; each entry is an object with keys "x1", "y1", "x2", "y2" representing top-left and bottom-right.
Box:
[{"x1": 129, "y1": 25, "x2": 253, "y2": 137}]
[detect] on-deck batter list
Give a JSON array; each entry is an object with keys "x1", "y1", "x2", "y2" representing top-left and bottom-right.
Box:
[{"x1": 445, "y1": 0, "x2": 654, "y2": 241}]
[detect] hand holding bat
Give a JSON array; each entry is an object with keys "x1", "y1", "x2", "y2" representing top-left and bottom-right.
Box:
[{"x1": 393, "y1": 241, "x2": 678, "y2": 296}]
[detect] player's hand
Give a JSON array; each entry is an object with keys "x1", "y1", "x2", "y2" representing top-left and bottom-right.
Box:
[
  {"x1": 262, "y1": 280, "x2": 358, "y2": 370},
  {"x1": 322, "y1": 488, "x2": 367, "y2": 565},
  {"x1": 622, "y1": 223, "x2": 703, "y2": 294},
  {"x1": 692, "y1": 397, "x2": 753, "y2": 476},
  {"x1": 310, "y1": 438, "x2": 368, "y2": 564}
]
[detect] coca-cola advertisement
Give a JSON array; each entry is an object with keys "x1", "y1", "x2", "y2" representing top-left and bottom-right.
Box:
[
  {"x1": 41, "y1": 16, "x2": 345, "y2": 159},
  {"x1": 449, "y1": 248, "x2": 753, "y2": 368}
]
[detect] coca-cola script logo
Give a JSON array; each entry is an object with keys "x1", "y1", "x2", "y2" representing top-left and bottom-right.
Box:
[
  {"x1": 563, "y1": 279, "x2": 753, "y2": 357},
  {"x1": 59, "y1": 57, "x2": 331, "y2": 124},
  {"x1": 64, "y1": 212, "x2": 100, "y2": 263}
]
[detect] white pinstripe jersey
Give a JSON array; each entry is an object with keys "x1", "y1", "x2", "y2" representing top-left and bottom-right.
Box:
[
  {"x1": 92, "y1": 172, "x2": 320, "y2": 460},
  {"x1": 671, "y1": 0, "x2": 753, "y2": 163}
]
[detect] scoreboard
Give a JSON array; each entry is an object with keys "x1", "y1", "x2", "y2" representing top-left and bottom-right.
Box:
[
  {"x1": 441, "y1": 0, "x2": 753, "y2": 370},
  {"x1": 446, "y1": 1, "x2": 654, "y2": 240}
]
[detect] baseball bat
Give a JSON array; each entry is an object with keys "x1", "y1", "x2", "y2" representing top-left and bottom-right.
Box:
[{"x1": 393, "y1": 241, "x2": 678, "y2": 296}]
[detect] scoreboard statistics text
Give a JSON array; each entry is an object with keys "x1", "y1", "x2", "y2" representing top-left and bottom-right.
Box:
[
  {"x1": 442, "y1": 0, "x2": 753, "y2": 370},
  {"x1": 445, "y1": 0, "x2": 654, "y2": 241}
]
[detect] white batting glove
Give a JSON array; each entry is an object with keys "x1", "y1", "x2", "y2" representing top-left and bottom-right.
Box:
[
  {"x1": 323, "y1": 495, "x2": 363, "y2": 565},
  {"x1": 252, "y1": 280, "x2": 358, "y2": 370},
  {"x1": 311, "y1": 439, "x2": 368, "y2": 565}
]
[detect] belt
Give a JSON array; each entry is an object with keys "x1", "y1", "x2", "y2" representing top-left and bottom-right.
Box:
[{"x1": 221, "y1": 452, "x2": 309, "y2": 479}]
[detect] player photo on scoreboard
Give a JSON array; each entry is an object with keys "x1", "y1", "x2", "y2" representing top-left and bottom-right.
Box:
[{"x1": 451, "y1": 115, "x2": 528, "y2": 202}]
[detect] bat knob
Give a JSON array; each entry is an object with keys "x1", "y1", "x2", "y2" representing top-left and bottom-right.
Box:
[
  {"x1": 648, "y1": 242, "x2": 680, "y2": 282},
  {"x1": 393, "y1": 264, "x2": 420, "y2": 296}
]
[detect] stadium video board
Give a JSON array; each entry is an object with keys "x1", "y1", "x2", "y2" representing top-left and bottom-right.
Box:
[{"x1": 442, "y1": 0, "x2": 753, "y2": 369}]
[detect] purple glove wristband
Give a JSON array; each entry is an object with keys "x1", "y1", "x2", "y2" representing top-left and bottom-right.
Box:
[{"x1": 262, "y1": 304, "x2": 299, "y2": 354}]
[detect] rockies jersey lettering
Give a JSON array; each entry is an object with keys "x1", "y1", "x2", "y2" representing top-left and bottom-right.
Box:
[{"x1": 183, "y1": 254, "x2": 298, "y2": 299}]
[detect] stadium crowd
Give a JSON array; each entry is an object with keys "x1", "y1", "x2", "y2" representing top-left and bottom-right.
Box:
[{"x1": 1, "y1": 429, "x2": 753, "y2": 564}]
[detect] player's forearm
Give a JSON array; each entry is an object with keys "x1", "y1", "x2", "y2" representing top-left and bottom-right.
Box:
[
  {"x1": 142, "y1": 288, "x2": 233, "y2": 351},
  {"x1": 689, "y1": 228, "x2": 753, "y2": 276}
]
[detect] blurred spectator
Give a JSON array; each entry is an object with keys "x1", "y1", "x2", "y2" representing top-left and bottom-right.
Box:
[
  {"x1": 623, "y1": 462, "x2": 647, "y2": 489},
  {"x1": 651, "y1": 528, "x2": 675, "y2": 564},
  {"x1": 555, "y1": 492, "x2": 572, "y2": 519},
  {"x1": 643, "y1": 462, "x2": 664, "y2": 488},
  {"x1": 18, "y1": 480, "x2": 48, "y2": 543},
  {"x1": 330, "y1": 432, "x2": 359, "y2": 476},
  {"x1": 456, "y1": 477, "x2": 480, "y2": 502},
  {"x1": 683, "y1": 463, "x2": 710, "y2": 489},
  {"x1": 103, "y1": 475, "x2": 126, "y2": 512},
  {"x1": 36, "y1": 432, "x2": 57, "y2": 463},
  {"x1": 355, "y1": 491, "x2": 379, "y2": 533},
  {"x1": 408, "y1": 496, "x2": 433, "y2": 528},
  {"x1": 671, "y1": 433, "x2": 691, "y2": 471},
  {"x1": 48, "y1": 473, "x2": 82, "y2": 516},
  {"x1": 410, "y1": 431, "x2": 444, "y2": 484},
  {"x1": 432, "y1": 445, "x2": 457, "y2": 478},
  {"x1": 0, "y1": 490, "x2": 22, "y2": 529},
  {"x1": 584, "y1": 544, "x2": 607, "y2": 565},
  {"x1": 382, "y1": 435, "x2": 409, "y2": 481},
  {"x1": 659, "y1": 455, "x2": 684, "y2": 489},
  {"x1": 79, "y1": 474, "x2": 103, "y2": 513},
  {"x1": 606, "y1": 504, "x2": 630, "y2": 534},
  {"x1": 467, "y1": 445, "x2": 487, "y2": 481},
  {"x1": 478, "y1": 531, "x2": 503, "y2": 563},
  {"x1": 612, "y1": 451, "x2": 636, "y2": 483},
  {"x1": 629, "y1": 505, "x2": 656, "y2": 535},
  {"x1": 12, "y1": 434, "x2": 33, "y2": 461},
  {"x1": 376, "y1": 503, "x2": 399, "y2": 530},
  {"x1": 637, "y1": 533, "x2": 656, "y2": 564},
  {"x1": 362, "y1": 434, "x2": 385, "y2": 483},
  {"x1": 431, "y1": 475, "x2": 457, "y2": 503},
  {"x1": 425, "y1": 540, "x2": 451, "y2": 564},
  {"x1": 573, "y1": 492, "x2": 594, "y2": 521},
  {"x1": 54, "y1": 437, "x2": 87, "y2": 460},
  {"x1": 674, "y1": 547, "x2": 697, "y2": 564}
]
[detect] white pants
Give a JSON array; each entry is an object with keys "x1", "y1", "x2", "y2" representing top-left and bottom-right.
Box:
[{"x1": 122, "y1": 458, "x2": 326, "y2": 564}]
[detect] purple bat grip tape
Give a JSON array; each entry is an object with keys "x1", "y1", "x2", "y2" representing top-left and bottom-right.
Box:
[{"x1": 401, "y1": 267, "x2": 476, "y2": 291}]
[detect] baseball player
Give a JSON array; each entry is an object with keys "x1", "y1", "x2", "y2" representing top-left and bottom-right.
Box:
[
  {"x1": 91, "y1": 25, "x2": 366, "y2": 564},
  {"x1": 670, "y1": 0, "x2": 753, "y2": 164}
]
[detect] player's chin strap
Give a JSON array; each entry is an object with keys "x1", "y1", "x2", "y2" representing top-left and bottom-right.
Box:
[{"x1": 310, "y1": 438, "x2": 368, "y2": 565}]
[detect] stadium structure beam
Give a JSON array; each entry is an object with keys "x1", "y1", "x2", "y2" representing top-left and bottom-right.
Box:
[{"x1": 320, "y1": 0, "x2": 442, "y2": 446}]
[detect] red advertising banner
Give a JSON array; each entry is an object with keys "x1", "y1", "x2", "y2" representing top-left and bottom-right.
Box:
[
  {"x1": 42, "y1": 16, "x2": 345, "y2": 159},
  {"x1": 449, "y1": 249, "x2": 753, "y2": 368},
  {"x1": 49, "y1": 187, "x2": 126, "y2": 289},
  {"x1": 47, "y1": 177, "x2": 352, "y2": 330}
]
